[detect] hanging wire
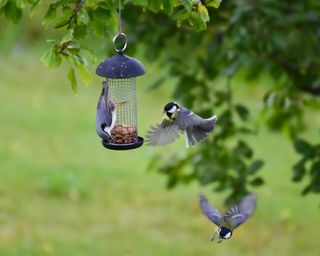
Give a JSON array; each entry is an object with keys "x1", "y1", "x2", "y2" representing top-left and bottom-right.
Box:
[
  {"x1": 118, "y1": 0, "x2": 122, "y2": 33},
  {"x1": 113, "y1": 0, "x2": 127, "y2": 53}
]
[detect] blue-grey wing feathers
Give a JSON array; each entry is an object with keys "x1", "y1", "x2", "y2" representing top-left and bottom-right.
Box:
[
  {"x1": 199, "y1": 194, "x2": 223, "y2": 227},
  {"x1": 223, "y1": 193, "x2": 257, "y2": 230},
  {"x1": 146, "y1": 119, "x2": 181, "y2": 145},
  {"x1": 146, "y1": 104, "x2": 217, "y2": 146},
  {"x1": 175, "y1": 107, "x2": 217, "y2": 147}
]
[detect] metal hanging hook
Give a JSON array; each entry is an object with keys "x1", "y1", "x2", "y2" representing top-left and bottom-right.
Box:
[
  {"x1": 112, "y1": 0, "x2": 127, "y2": 53},
  {"x1": 113, "y1": 32, "x2": 127, "y2": 53}
]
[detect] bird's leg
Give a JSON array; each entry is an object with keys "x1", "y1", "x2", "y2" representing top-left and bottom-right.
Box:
[
  {"x1": 210, "y1": 230, "x2": 218, "y2": 242},
  {"x1": 108, "y1": 133, "x2": 115, "y2": 142},
  {"x1": 213, "y1": 228, "x2": 222, "y2": 243}
]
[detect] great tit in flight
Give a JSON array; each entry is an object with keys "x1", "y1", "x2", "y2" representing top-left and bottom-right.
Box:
[
  {"x1": 146, "y1": 102, "x2": 217, "y2": 147},
  {"x1": 199, "y1": 193, "x2": 257, "y2": 243},
  {"x1": 96, "y1": 81, "x2": 116, "y2": 141}
]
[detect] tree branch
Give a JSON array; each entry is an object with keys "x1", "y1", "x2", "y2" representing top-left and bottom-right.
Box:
[
  {"x1": 281, "y1": 61, "x2": 320, "y2": 97},
  {"x1": 299, "y1": 85, "x2": 320, "y2": 96},
  {"x1": 54, "y1": 0, "x2": 85, "y2": 29},
  {"x1": 67, "y1": 0, "x2": 85, "y2": 29}
]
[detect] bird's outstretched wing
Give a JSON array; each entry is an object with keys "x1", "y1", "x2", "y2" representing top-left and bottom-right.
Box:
[
  {"x1": 146, "y1": 119, "x2": 182, "y2": 146},
  {"x1": 175, "y1": 107, "x2": 218, "y2": 147},
  {"x1": 174, "y1": 107, "x2": 204, "y2": 130},
  {"x1": 199, "y1": 194, "x2": 223, "y2": 227},
  {"x1": 223, "y1": 193, "x2": 257, "y2": 230}
]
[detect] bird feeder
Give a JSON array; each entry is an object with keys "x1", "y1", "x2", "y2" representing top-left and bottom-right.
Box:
[{"x1": 96, "y1": 33, "x2": 145, "y2": 150}]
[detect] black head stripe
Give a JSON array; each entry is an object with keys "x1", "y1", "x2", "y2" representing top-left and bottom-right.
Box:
[
  {"x1": 164, "y1": 102, "x2": 179, "y2": 112},
  {"x1": 219, "y1": 227, "x2": 232, "y2": 238}
]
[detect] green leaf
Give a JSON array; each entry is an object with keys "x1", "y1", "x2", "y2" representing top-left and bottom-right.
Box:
[
  {"x1": 301, "y1": 185, "x2": 311, "y2": 196},
  {"x1": 198, "y1": 4, "x2": 209, "y2": 23},
  {"x1": 250, "y1": 177, "x2": 264, "y2": 186},
  {"x1": 181, "y1": 0, "x2": 192, "y2": 13},
  {"x1": 77, "y1": 63, "x2": 92, "y2": 85},
  {"x1": 77, "y1": 8, "x2": 89, "y2": 25},
  {"x1": 79, "y1": 47, "x2": 97, "y2": 64},
  {"x1": 73, "y1": 24, "x2": 87, "y2": 39},
  {"x1": 247, "y1": 160, "x2": 264, "y2": 174},
  {"x1": 4, "y1": 1, "x2": 22, "y2": 24},
  {"x1": 62, "y1": 5, "x2": 73, "y2": 16},
  {"x1": 68, "y1": 67, "x2": 77, "y2": 93},
  {"x1": 30, "y1": 0, "x2": 41, "y2": 17},
  {"x1": 189, "y1": 6, "x2": 208, "y2": 31},
  {"x1": 294, "y1": 139, "x2": 315, "y2": 158},
  {"x1": 147, "y1": 0, "x2": 162, "y2": 13},
  {"x1": 60, "y1": 29, "x2": 74, "y2": 44},
  {"x1": 310, "y1": 161, "x2": 320, "y2": 177},
  {"x1": 167, "y1": 175, "x2": 178, "y2": 189},
  {"x1": 235, "y1": 104, "x2": 249, "y2": 121},
  {"x1": 54, "y1": 17, "x2": 70, "y2": 29},
  {"x1": 207, "y1": 0, "x2": 222, "y2": 8},
  {"x1": 42, "y1": 4, "x2": 57, "y2": 27},
  {"x1": 162, "y1": 0, "x2": 173, "y2": 14},
  {"x1": 75, "y1": 53, "x2": 88, "y2": 66},
  {"x1": 40, "y1": 45, "x2": 62, "y2": 68},
  {"x1": 234, "y1": 140, "x2": 253, "y2": 159},
  {"x1": 173, "y1": 9, "x2": 189, "y2": 27},
  {"x1": 0, "y1": 0, "x2": 8, "y2": 9},
  {"x1": 91, "y1": 8, "x2": 117, "y2": 37},
  {"x1": 292, "y1": 159, "x2": 306, "y2": 182},
  {"x1": 131, "y1": 0, "x2": 148, "y2": 6}
]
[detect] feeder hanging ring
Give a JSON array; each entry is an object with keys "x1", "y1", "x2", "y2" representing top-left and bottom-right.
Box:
[{"x1": 113, "y1": 32, "x2": 127, "y2": 53}]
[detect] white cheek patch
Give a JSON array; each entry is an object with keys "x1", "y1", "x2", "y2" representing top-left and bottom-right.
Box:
[
  {"x1": 224, "y1": 232, "x2": 231, "y2": 239},
  {"x1": 168, "y1": 106, "x2": 177, "y2": 113}
]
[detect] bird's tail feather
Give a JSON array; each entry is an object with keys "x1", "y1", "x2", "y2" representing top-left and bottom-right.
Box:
[
  {"x1": 96, "y1": 124, "x2": 110, "y2": 140},
  {"x1": 186, "y1": 126, "x2": 208, "y2": 146}
]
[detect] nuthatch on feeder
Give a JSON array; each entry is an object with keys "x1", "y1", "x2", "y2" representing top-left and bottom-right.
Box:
[
  {"x1": 146, "y1": 102, "x2": 217, "y2": 147},
  {"x1": 199, "y1": 193, "x2": 257, "y2": 243},
  {"x1": 96, "y1": 81, "x2": 116, "y2": 141}
]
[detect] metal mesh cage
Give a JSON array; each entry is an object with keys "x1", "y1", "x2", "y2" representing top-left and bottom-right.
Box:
[
  {"x1": 96, "y1": 52, "x2": 145, "y2": 150},
  {"x1": 108, "y1": 77, "x2": 138, "y2": 144}
]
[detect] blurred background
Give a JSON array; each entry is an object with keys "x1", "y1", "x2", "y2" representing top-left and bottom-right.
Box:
[{"x1": 0, "y1": 1, "x2": 319, "y2": 255}]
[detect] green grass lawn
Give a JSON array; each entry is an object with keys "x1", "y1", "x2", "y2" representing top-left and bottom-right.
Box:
[{"x1": 0, "y1": 52, "x2": 319, "y2": 256}]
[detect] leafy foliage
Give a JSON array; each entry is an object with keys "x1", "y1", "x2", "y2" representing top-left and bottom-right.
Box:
[
  {"x1": 125, "y1": 0, "x2": 320, "y2": 203},
  {"x1": 1, "y1": 0, "x2": 320, "y2": 204},
  {"x1": 148, "y1": 78, "x2": 264, "y2": 204},
  {"x1": 293, "y1": 138, "x2": 320, "y2": 196},
  {"x1": 0, "y1": 0, "x2": 219, "y2": 92}
]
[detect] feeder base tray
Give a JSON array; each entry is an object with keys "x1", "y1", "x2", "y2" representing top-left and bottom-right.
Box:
[{"x1": 102, "y1": 136, "x2": 144, "y2": 150}]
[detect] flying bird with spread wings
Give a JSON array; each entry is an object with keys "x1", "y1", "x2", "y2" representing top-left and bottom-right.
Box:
[
  {"x1": 199, "y1": 193, "x2": 257, "y2": 243},
  {"x1": 146, "y1": 102, "x2": 217, "y2": 147}
]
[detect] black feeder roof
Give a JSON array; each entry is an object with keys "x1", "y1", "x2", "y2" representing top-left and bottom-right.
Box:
[{"x1": 96, "y1": 53, "x2": 145, "y2": 79}]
